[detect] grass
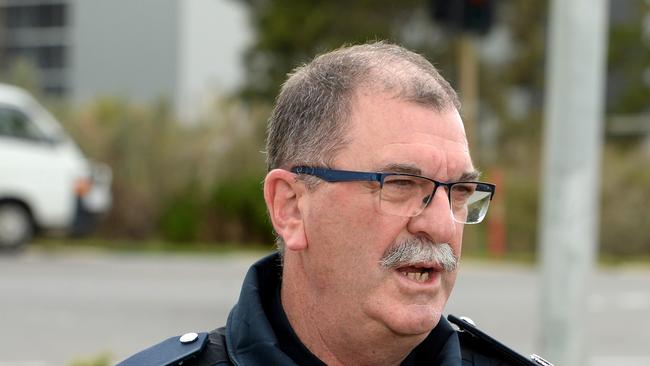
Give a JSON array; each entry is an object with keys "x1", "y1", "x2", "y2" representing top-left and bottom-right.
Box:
[
  {"x1": 28, "y1": 237, "x2": 650, "y2": 269},
  {"x1": 69, "y1": 352, "x2": 112, "y2": 366},
  {"x1": 598, "y1": 254, "x2": 650, "y2": 269},
  {"x1": 31, "y1": 237, "x2": 274, "y2": 256}
]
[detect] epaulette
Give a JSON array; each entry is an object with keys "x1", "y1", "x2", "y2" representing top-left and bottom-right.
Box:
[
  {"x1": 448, "y1": 314, "x2": 553, "y2": 366},
  {"x1": 117, "y1": 332, "x2": 209, "y2": 366}
]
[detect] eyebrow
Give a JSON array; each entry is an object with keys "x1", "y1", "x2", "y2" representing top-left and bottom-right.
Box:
[
  {"x1": 380, "y1": 163, "x2": 481, "y2": 182},
  {"x1": 458, "y1": 170, "x2": 481, "y2": 182},
  {"x1": 379, "y1": 163, "x2": 422, "y2": 175}
]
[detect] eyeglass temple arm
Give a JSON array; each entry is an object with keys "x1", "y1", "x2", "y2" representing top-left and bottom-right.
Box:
[
  {"x1": 292, "y1": 166, "x2": 383, "y2": 183},
  {"x1": 475, "y1": 183, "x2": 496, "y2": 200}
]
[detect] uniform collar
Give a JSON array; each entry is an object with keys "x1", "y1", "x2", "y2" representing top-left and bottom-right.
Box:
[{"x1": 225, "y1": 252, "x2": 462, "y2": 366}]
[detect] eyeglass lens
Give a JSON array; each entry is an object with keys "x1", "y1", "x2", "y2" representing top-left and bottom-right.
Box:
[{"x1": 379, "y1": 175, "x2": 492, "y2": 224}]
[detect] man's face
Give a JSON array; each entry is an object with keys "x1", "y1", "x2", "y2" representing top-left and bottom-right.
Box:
[{"x1": 299, "y1": 88, "x2": 473, "y2": 337}]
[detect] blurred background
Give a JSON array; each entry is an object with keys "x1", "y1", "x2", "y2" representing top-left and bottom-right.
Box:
[{"x1": 0, "y1": 0, "x2": 649, "y2": 365}]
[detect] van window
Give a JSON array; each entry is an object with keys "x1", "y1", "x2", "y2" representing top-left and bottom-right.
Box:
[{"x1": 0, "y1": 107, "x2": 45, "y2": 142}]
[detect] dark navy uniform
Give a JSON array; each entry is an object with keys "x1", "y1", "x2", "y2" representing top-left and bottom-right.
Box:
[{"x1": 118, "y1": 253, "x2": 552, "y2": 366}]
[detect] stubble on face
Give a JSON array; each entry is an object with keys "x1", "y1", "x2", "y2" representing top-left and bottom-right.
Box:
[{"x1": 283, "y1": 93, "x2": 470, "y2": 365}]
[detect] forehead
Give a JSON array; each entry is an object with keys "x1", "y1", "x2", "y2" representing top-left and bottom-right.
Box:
[{"x1": 337, "y1": 90, "x2": 473, "y2": 180}]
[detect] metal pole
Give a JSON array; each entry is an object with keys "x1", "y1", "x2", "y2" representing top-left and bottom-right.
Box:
[
  {"x1": 539, "y1": 0, "x2": 609, "y2": 365},
  {"x1": 458, "y1": 34, "x2": 478, "y2": 153}
]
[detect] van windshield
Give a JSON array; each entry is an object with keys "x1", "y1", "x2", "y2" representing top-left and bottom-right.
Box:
[{"x1": 26, "y1": 100, "x2": 68, "y2": 144}]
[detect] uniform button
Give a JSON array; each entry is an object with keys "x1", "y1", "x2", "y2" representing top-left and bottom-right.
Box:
[
  {"x1": 179, "y1": 332, "x2": 199, "y2": 344},
  {"x1": 459, "y1": 316, "x2": 476, "y2": 326}
]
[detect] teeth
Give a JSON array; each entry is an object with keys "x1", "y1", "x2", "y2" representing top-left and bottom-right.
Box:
[{"x1": 404, "y1": 271, "x2": 430, "y2": 282}]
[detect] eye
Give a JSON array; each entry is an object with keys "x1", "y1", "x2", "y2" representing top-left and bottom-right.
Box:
[
  {"x1": 422, "y1": 195, "x2": 432, "y2": 204},
  {"x1": 450, "y1": 183, "x2": 477, "y2": 206},
  {"x1": 381, "y1": 176, "x2": 424, "y2": 202},
  {"x1": 452, "y1": 183, "x2": 476, "y2": 195},
  {"x1": 385, "y1": 178, "x2": 416, "y2": 188}
]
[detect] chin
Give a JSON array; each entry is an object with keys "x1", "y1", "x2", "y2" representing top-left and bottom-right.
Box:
[{"x1": 383, "y1": 304, "x2": 443, "y2": 336}]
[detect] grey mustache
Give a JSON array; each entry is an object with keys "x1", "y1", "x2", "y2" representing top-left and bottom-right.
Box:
[{"x1": 380, "y1": 237, "x2": 458, "y2": 273}]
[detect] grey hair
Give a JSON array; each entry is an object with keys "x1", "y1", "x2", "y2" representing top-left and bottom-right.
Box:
[
  {"x1": 265, "y1": 42, "x2": 461, "y2": 255},
  {"x1": 380, "y1": 236, "x2": 458, "y2": 273}
]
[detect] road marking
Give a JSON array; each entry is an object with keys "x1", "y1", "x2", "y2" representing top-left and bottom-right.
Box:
[
  {"x1": 589, "y1": 291, "x2": 650, "y2": 312},
  {"x1": 617, "y1": 292, "x2": 650, "y2": 311},
  {"x1": 590, "y1": 356, "x2": 650, "y2": 366}
]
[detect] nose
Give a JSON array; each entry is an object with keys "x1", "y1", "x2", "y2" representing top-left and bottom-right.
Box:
[{"x1": 406, "y1": 187, "x2": 456, "y2": 244}]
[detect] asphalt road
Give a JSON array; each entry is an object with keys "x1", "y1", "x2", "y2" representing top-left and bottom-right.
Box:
[{"x1": 1, "y1": 249, "x2": 649, "y2": 366}]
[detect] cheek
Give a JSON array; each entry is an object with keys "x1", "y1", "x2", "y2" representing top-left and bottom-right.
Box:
[
  {"x1": 453, "y1": 222, "x2": 464, "y2": 255},
  {"x1": 303, "y1": 188, "x2": 374, "y2": 263},
  {"x1": 440, "y1": 271, "x2": 458, "y2": 309},
  {"x1": 306, "y1": 186, "x2": 381, "y2": 243},
  {"x1": 303, "y1": 188, "x2": 405, "y2": 284},
  {"x1": 308, "y1": 199, "x2": 382, "y2": 263}
]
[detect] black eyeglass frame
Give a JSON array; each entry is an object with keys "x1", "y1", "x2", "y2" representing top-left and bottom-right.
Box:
[{"x1": 290, "y1": 166, "x2": 496, "y2": 223}]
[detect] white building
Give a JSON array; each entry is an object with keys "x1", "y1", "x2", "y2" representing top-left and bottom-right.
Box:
[{"x1": 0, "y1": 0, "x2": 252, "y2": 122}]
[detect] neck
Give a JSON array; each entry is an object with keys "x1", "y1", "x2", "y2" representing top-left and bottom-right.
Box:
[{"x1": 280, "y1": 253, "x2": 425, "y2": 366}]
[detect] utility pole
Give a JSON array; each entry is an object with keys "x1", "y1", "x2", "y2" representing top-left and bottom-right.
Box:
[
  {"x1": 458, "y1": 34, "x2": 478, "y2": 154},
  {"x1": 539, "y1": 0, "x2": 609, "y2": 365},
  {"x1": 430, "y1": 0, "x2": 493, "y2": 154},
  {"x1": 429, "y1": 0, "x2": 506, "y2": 256}
]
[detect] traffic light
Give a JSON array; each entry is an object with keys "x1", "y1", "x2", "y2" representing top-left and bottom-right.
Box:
[{"x1": 429, "y1": 0, "x2": 495, "y2": 35}]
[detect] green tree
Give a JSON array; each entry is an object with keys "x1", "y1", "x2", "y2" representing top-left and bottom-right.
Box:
[
  {"x1": 233, "y1": 0, "x2": 650, "y2": 257},
  {"x1": 236, "y1": 0, "x2": 441, "y2": 100},
  {"x1": 607, "y1": 0, "x2": 650, "y2": 114}
]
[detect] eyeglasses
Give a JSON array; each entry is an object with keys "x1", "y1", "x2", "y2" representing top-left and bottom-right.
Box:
[{"x1": 291, "y1": 166, "x2": 496, "y2": 224}]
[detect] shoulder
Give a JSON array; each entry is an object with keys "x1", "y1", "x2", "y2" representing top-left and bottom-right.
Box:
[
  {"x1": 447, "y1": 315, "x2": 553, "y2": 366},
  {"x1": 117, "y1": 328, "x2": 231, "y2": 366}
]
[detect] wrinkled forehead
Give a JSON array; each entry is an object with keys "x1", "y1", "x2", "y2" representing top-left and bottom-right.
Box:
[
  {"x1": 346, "y1": 87, "x2": 467, "y2": 143},
  {"x1": 357, "y1": 64, "x2": 458, "y2": 112},
  {"x1": 339, "y1": 91, "x2": 472, "y2": 180}
]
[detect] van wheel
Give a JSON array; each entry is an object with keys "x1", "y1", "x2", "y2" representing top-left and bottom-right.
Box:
[{"x1": 0, "y1": 203, "x2": 33, "y2": 251}]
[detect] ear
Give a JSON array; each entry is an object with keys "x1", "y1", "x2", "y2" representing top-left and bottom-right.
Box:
[{"x1": 264, "y1": 169, "x2": 308, "y2": 251}]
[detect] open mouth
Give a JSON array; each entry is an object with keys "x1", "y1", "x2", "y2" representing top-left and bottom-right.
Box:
[{"x1": 397, "y1": 265, "x2": 436, "y2": 283}]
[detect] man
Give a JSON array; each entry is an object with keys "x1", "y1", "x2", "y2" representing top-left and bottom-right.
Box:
[{"x1": 119, "y1": 42, "x2": 550, "y2": 366}]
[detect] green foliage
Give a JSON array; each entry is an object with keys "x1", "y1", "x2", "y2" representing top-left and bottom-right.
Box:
[
  {"x1": 0, "y1": 57, "x2": 42, "y2": 96},
  {"x1": 207, "y1": 175, "x2": 274, "y2": 244},
  {"x1": 607, "y1": 0, "x2": 650, "y2": 113},
  {"x1": 32, "y1": 0, "x2": 650, "y2": 259},
  {"x1": 160, "y1": 184, "x2": 203, "y2": 242},
  {"x1": 55, "y1": 96, "x2": 273, "y2": 246},
  {"x1": 503, "y1": 170, "x2": 540, "y2": 254},
  {"x1": 236, "y1": 0, "x2": 438, "y2": 100},
  {"x1": 69, "y1": 352, "x2": 112, "y2": 366},
  {"x1": 599, "y1": 143, "x2": 650, "y2": 256},
  {"x1": 35, "y1": 237, "x2": 272, "y2": 254},
  {"x1": 236, "y1": 0, "x2": 552, "y2": 256},
  {"x1": 157, "y1": 175, "x2": 273, "y2": 245},
  {"x1": 65, "y1": 98, "x2": 191, "y2": 238}
]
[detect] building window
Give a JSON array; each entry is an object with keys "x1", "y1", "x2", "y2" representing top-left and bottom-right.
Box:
[
  {"x1": 1, "y1": 46, "x2": 64, "y2": 70},
  {"x1": 38, "y1": 45, "x2": 65, "y2": 69},
  {"x1": 6, "y1": 4, "x2": 66, "y2": 29},
  {"x1": 43, "y1": 84, "x2": 66, "y2": 96}
]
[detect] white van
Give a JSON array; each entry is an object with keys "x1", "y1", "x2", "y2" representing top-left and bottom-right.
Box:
[{"x1": 0, "y1": 83, "x2": 112, "y2": 250}]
